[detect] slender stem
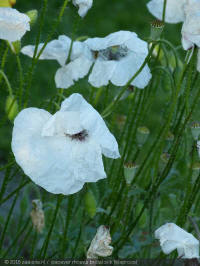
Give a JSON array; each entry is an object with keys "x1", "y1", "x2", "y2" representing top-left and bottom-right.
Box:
[{"x1": 0, "y1": 70, "x2": 13, "y2": 95}]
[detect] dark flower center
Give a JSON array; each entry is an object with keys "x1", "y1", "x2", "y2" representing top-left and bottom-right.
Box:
[
  {"x1": 65, "y1": 130, "x2": 88, "y2": 142},
  {"x1": 94, "y1": 45, "x2": 128, "y2": 61}
]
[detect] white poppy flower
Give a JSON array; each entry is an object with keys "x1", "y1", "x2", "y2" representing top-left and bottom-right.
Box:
[
  {"x1": 147, "y1": 0, "x2": 186, "y2": 24},
  {"x1": 87, "y1": 225, "x2": 113, "y2": 259},
  {"x1": 155, "y1": 223, "x2": 199, "y2": 259},
  {"x1": 11, "y1": 93, "x2": 120, "y2": 195},
  {"x1": 0, "y1": 7, "x2": 30, "y2": 42},
  {"x1": 181, "y1": 0, "x2": 200, "y2": 50},
  {"x1": 72, "y1": 0, "x2": 93, "y2": 17},
  {"x1": 21, "y1": 35, "x2": 93, "y2": 89},
  {"x1": 84, "y1": 31, "x2": 152, "y2": 89}
]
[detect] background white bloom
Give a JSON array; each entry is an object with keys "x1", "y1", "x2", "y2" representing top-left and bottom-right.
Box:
[
  {"x1": 147, "y1": 0, "x2": 186, "y2": 24},
  {"x1": 84, "y1": 31, "x2": 152, "y2": 89},
  {"x1": 155, "y1": 223, "x2": 199, "y2": 258},
  {"x1": 21, "y1": 35, "x2": 93, "y2": 89},
  {"x1": 73, "y1": 0, "x2": 93, "y2": 17},
  {"x1": 0, "y1": 7, "x2": 30, "y2": 42},
  {"x1": 87, "y1": 225, "x2": 113, "y2": 259},
  {"x1": 181, "y1": 0, "x2": 200, "y2": 50},
  {"x1": 11, "y1": 93, "x2": 120, "y2": 195}
]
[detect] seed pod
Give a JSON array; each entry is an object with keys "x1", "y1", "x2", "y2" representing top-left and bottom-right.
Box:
[
  {"x1": 5, "y1": 95, "x2": 18, "y2": 121},
  {"x1": 123, "y1": 162, "x2": 139, "y2": 185},
  {"x1": 87, "y1": 225, "x2": 113, "y2": 259},
  {"x1": 190, "y1": 122, "x2": 200, "y2": 141},
  {"x1": 136, "y1": 126, "x2": 150, "y2": 147},
  {"x1": 26, "y1": 10, "x2": 38, "y2": 26},
  {"x1": 30, "y1": 199, "x2": 45, "y2": 233},
  {"x1": 150, "y1": 20, "x2": 164, "y2": 40},
  {"x1": 84, "y1": 190, "x2": 97, "y2": 218}
]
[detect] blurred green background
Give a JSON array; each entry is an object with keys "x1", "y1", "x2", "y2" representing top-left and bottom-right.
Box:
[{"x1": 0, "y1": 0, "x2": 183, "y2": 161}]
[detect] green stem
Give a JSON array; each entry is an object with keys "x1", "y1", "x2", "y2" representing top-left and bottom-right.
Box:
[{"x1": 0, "y1": 70, "x2": 13, "y2": 95}]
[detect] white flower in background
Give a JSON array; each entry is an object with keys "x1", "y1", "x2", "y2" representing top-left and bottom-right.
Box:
[
  {"x1": 21, "y1": 35, "x2": 93, "y2": 89},
  {"x1": 87, "y1": 225, "x2": 113, "y2": 259},
  {"x1": 84, "y1": 31, "x2": 152, "y2": 89},
  {"x1": 12, "y1": 93, "x2": 120, "y2": 195},
  {"x1": 155, "y1": 223, "x2": 199, "y2": 258},
  {"x1": 73, "y1": 0, "x2": 93, "y2": 17},
  {"x1": 181, "y1": 0, "x2": 200, "y2": 50},
  {"x1": 147, "y1": 0, "x2": 186, "y2": 24},
  {"x1": 0, "y1": 7, "x2": 30, "y2": 42}
]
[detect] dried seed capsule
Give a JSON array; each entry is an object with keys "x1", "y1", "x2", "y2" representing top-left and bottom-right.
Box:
[{"x1": 150, "y1": 20, "x2": 164, "y2": 40}]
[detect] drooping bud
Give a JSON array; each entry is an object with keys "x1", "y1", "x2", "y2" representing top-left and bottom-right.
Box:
[
  {"x1": 30, "y1": 199, "x2": 45, "y2": 233},
  {"x1": 26, "y1": 10, "x2": 38, "y2": 26},
  {"x1": 5, "y1": 95, "x2": 18, "y2": 121},
  {"x1": 150, "y1": 20, "x2": 164, "y2": 40},
  {"x1": 84, "y1": 190, "x2": 97, "y2": 218},
  {"x1": 136, "y1": 126, "x2": 150, "y2": 147},
  {"x1": 190, "y1": 122, "x2": 200, "y2": 140},
  {"x1": 123, "y1": 162, "x2": 139, "y2": 185},
  {"x1": 87, "y1": 225, "x2": 113, "y2": 259}
]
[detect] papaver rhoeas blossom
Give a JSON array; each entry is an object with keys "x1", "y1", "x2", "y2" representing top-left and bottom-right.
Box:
[
  {"x1": 21, "y1": 35, "x2": 93, "y2": 89},
  {"x1": 155, "y1": 223, "x2": 199, "y2": 258},
  {"x1": 11, "y1": 93, "x2": 120, "y2": 195},
  {"x1": 181, "y1": 0, "x2": 200, "y2": 50},
  {"x1": 87, "y1": 225, "x2": 113, "y2": 259},
  {"x1": 0, "y1": 7, "x2": 30, "y2": 42},
  {"x1": 84, "y1": 31, "x2": 152, "y2": 89},
  {"x1": 147, "y1": 0, "x2": 186, "y2": 23},
  {"x1": 73, "y1": 0, "x2": 93, "y2": 17}
]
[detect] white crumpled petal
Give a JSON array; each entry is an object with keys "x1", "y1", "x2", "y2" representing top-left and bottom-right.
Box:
[
  {"x1": 73, "y1": 0, "x2": 93, "y2": 17},
  {"x1": 147, "y1": 0, "x2": 186, "y2": 24},
  {"x1": 181, "y1": 0, "x2": 200, "y2": 50},
  {"x1": 61, "y1": 94, "x2": 120, "y2": 159},
  {"x1": 85, "y1": 31, "x2": 152, "y2": 89},
  {"x1": 87, "y1": 225, "x2": 113, "y2": 259},
  {"x1": 12, "y1": 94, "x2": 120, "y2": 195},
  {"x1": 0, "y1": 7, "x2": 30, "y2": 42},
  {"x1": 155, "y1": 223, "x2": 199, "y2": 259},
  {"x1": 21, "y1": 35, "x2": 71, "y2": 66}
]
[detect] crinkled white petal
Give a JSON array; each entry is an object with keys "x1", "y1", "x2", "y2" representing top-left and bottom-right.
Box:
[
  {"x1": 0, "y1": 7, "x2": 30, "y2": 42},
  {"x1": 85, "y1": 31, "x2": 138, "y2": 51},
  {"x1": 55, "y1": 55, "x2": 93, "y2": 89},
  {"x1": 181, "y1": 0, "x2": 200, "y2": 49},
  {"x1": 88, "y1": 59, "x2": 117, "y2": 87},
  {"x1": 21, "y1": 35, "x2": 71, "y2": 66},
  {"x1": 155, "y1": 223, "x2": 199, "y2": 259},
  {"x1": 111, "y1": 53, "x2": 152, "y2": 89},
  {"x1": 61, "y1": 93, "x2": 120, "y2": 159},
  {"x1": 73, "y1": 0, "x2": 93, "y2": 17},
  {"x1": 147, "y1": 0, "x2": 186, "y2": 23},
  {"x1": 12, "y1": 107, "x2": 106, "y2": 195}
]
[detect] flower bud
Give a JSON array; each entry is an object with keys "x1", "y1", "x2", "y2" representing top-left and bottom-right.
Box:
[
  {"x1": 5, "y1": 95, "x2": 18, "y2": 121},
  {"x1": 84, "y1": 190, "x2": 97, "y2": 218},
  {"x1": 150, "y1": 20, "x2": 164, "y2": 40},
  {"x1": 0, "y1": 0, "x2": 16, "y2": 7},
  {"x1": 30, "y1": 199, "x2": 45, "y2": 233},
  {"x1": 26, "y1": 10, "x2": 38, "y2": 26},
  {"x1": 87, "y1": 225, "x2": 113, "y2": 259},
  {"x1": 136, "y1": 126, "x2": 150, "y2": 147},
  {"x1": 190, "y1": 121, "x2": 200, "y2": 140},
  {"x1": 123, "y1": 162, "x2": 139, "y2": 185}
]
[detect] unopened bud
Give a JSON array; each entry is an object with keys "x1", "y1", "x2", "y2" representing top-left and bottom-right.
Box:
[
  {"x1": 136, "y1": 126, "x2": 150, "y2": 147},
  {"x1": 30, "y1": 199, "x2": 45, "y2": 233},
  {"x1": 5, "y1": 95, "x2": 18, "y2": 121},
  {"x1": 190, "y1": 121, "x2": 200, "y2": 140},
  {"x1": 150, "y1": 20, "x2": 164, "y2": 40},
  {"x1": 26, "y1": 10, "x2": 38, "y2": 26},
  {"x1": 87, "y1": 225, "x2": 113, "y2": 259},
  {"x1": 124, "y1": 162, "x2": 139, "y2": 185},
  {"x1": 84, "y1": 190, "x2": 97, "y2": 218}
]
